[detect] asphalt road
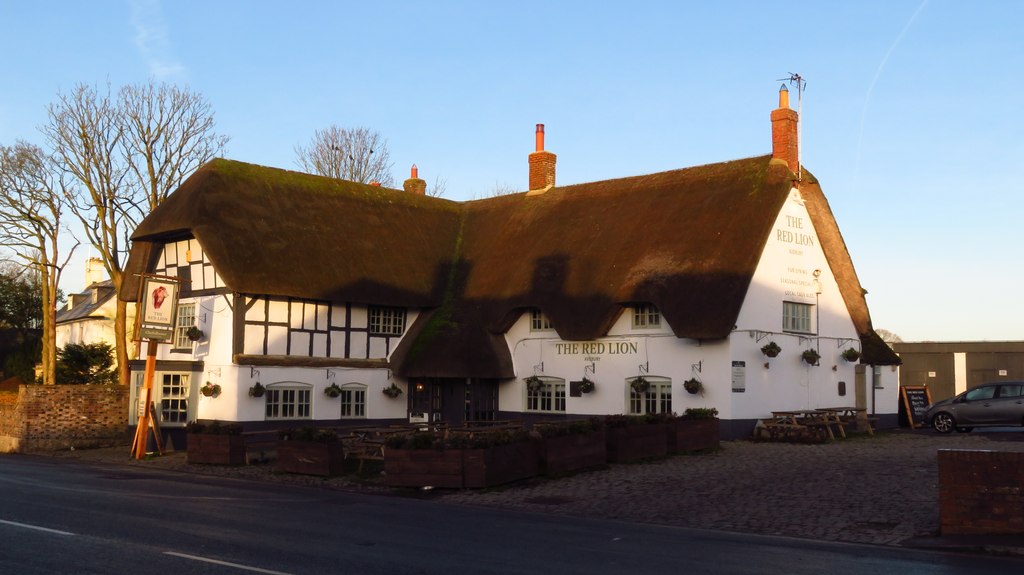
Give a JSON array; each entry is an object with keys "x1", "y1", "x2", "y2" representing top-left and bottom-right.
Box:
[{"x1": 2, "y1": 454, "x2": 1023, "y2": 575}]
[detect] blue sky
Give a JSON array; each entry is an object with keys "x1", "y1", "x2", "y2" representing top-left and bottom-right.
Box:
[{"x1": 1, "y1": 0, "x2": 1021, "y2": 342}]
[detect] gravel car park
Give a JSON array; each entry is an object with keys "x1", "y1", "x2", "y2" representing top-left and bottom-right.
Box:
[{"x1": 925, "y1": 381, "x2": 1024, "y2": 433}]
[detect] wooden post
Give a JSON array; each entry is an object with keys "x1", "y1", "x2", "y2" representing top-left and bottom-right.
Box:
[{"x1": 131, "y1": 340, "x2": 159, "y2": 459}]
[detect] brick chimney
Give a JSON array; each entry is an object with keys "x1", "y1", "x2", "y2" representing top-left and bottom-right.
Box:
[
  {"x1": 528, "y1": 124, "x2": 556, "y2": 191},
  {"x1": 771, "y1": 84, "x2": 799, "y2": 177},
  {"x1": 403, "y1": 164, "x2": 426, "y2": 195},
  {"x1": 84, "y1": 257, "x2": 105, "y2": 286}
]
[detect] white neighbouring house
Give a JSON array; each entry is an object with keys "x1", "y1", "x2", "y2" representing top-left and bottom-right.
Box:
[
  {"x1": 55, "y1": 258, "x2": 118, "y2": 351},
  {"x1": 120, "y1": 87, "x2": 900, "y2": 442}
]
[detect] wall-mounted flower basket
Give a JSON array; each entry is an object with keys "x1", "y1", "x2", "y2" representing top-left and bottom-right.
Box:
[
  {"x1": 802, "y1": 349, "x2": 821, "y2": 365},
  {"x1": 186, "y1": 326, "x2": 203, "y2": 342},
  {"x1": 683, "y1": 378, "x2": 703, "y2": 395},
  {"x1": 578, "y1": 377, "x2": 595, "y2": 394},
  {"x1": 525, "y1": 375, "x2": 544, "y2": 391},
  {"x1": 630, "y1": 377, "x2": 650, "y2": 394},
  {"x1": 761, "y1": 341, "x2": 781, "y2": 358},
  {"x1": 249, "y1": 381, "x2": 266, "y2": 397},
  {"x1": 324, "y1": 383, "x2": 342, "y2": 398},
  {"x1": 383, "y1": 383, "x2": 403, "y2": 398},
  {"x1": 841, "y1": 348, "x2": 861, "y2": 362},
  {"x1": 200, "y1": 382, "x2": 221, "y2": 397}
]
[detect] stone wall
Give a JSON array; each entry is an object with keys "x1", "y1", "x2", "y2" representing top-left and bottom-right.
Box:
[
  {"x1": 938, "y1": 449, "x2": 1024, "y2": 535},
  {"x1": 0, "y1": 385, "x2": 129, "y2": 453}
]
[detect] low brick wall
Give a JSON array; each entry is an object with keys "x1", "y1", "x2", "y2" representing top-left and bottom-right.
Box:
[
  {"x1": 0, "y1": 385, "x2": 129, "y2": 453},
  {"x1": 938, "y1": 449, "x2": 1024, "y2": 535}
]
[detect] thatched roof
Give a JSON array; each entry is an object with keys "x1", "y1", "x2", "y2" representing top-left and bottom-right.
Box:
[{"x1": 122, "y1": 156, "x2": 898, "y2": 377}]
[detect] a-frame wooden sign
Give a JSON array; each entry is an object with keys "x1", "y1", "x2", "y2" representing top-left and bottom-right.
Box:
[{"x1": 130, "y1": 274, "x2": 182, "y2": 459}]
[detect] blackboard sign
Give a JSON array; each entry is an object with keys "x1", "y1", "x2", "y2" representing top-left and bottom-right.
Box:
[{"x1": 900, "y1": 386, "x2": 932, "y2": 429}]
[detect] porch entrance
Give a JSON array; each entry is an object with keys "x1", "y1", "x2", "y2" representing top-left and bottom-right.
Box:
[{"x1": 408, "y1": 378, "x2": 498, "y2": 426}]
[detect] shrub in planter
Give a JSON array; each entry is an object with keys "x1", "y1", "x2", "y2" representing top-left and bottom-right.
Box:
[
  {"x1": 385, "y1": 429, "x2": 538, "y2": 488},
  {"x1": 683, "y1": 378, "x2": 703, "y2": 395},
  {"x1": 186, "y1": 420, "x2": 245, "y2": 465},
  {"x1": 668, "y1": 408, "x2": 721, "y2": 454},
  {"x1": 761, "y1": 341, "x2": 781, "y2": 358},
  {"x1": 186, "y1": 326, "x2": 203, "y2": 341},
  {"x1": 578, "y1": 377, "x2": 596, "y2": 394},
  {"x1": 604, "y1": 414, "x2": 668, "y2": 462},
  {"x1": 524, "y1": 375, "x2": 544, "y2": 391},
  {"x1": 382, "y1": 383, "x2": 403, "y2": 398},
  {"x1": 841, "y1": 348, "x2": 861, "y2": 362},
  {"x1": 249, "y1": 382, "x2": 266, "y2": 397},
  {"x1": 277, "y1": 427, "x2": 345, "y2": 476},
  {"x1": 802, "y1": 349, "x2": 821, "y2": 365},
  {"x1": 534, "y1": 418, "x2": 606, "y2": 475},
  {"x1": 324, "y1": 383, "x2": 342, "y2": 398}
]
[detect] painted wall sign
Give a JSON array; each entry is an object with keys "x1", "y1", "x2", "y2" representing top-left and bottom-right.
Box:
[
  {"x1": 774, "y1": 210, "x2": 820, "y2": 301},
  {"x1": 551, "y1": 340, "x2": 639, "y2": 362}
]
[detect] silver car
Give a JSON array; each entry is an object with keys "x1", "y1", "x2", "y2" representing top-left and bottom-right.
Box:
[{"x1": 925, "y1": 381, "x2": 1024, "y2": 433}]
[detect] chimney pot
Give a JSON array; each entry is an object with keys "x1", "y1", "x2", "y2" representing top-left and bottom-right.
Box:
[
  {"x1": 535, "y1": 124, "x2": 545, "y2": 151},
  {"x1": 411, "y1": 164, "x2": 418, "y2": 179}
]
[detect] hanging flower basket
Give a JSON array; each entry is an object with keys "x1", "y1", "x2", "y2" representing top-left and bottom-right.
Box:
[
  {"x1": 525, "y1": 375, "x2": 545, "y2": 391},
  {"x1": 841, "y1": 348, "x2": 861, "y2": 362},
  {"x1": 630, "y1": 377, "x2": 650, "y2": 394},
  {"x1": 802, "y1": 349, "x2": 821, "y2": 365},
  {"x1": 683, "y1": 378, "x2": 703, "y2": 395},
  {"x1": 578, "y1": 377, "x2": 595, "y2": 394},
  {"x1": 760, "y1": 341, "x2": 781, "y2": 358},
  {"x1": 382, "y1": 383, "x2": 403, "y2": 398},
  {"x1": 324, "y1": 383, "x2": 342, "y2": 398},
  {"x1": 249, "y1": 381, "x2": 266, "y2": 397},
  {"x1": 200, "y1": 382, "x2": 221, "y2": 398},
  {"x1": 186, "y1": 326, "x2": 203, "y2": 342}
]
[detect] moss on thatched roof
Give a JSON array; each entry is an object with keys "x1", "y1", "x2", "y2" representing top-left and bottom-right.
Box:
[{"x1": 123, "y1": 155, "x2": 896, "y2": 376}]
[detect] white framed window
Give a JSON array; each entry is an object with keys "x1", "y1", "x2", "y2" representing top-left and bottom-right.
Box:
[
  {"x1": 783, "y1": 301, "x2": 814, "y2": 333},
  {"x1": 340, "y1": 384, "x2": 367, "y2": 419},
  {"x1": 369, "y1": 306, "x2": 406, "y2": 336},
  {"x1": 632, "y1": 304, "x2": 661, "y2": 328},
  {"x1": 173, "y1": 302, "x2": 196, "y2": 350},
  {"x1": 265, "y1": 384, "x2": 312, "y2": 420},
  {"x1": 160, "y1": 373, "x2": 191, "y2": 424},
  {"x1": 627, "y1": 376, "x2": 672, "y2": 415},
  {"x1": 526, "y1": 377, "x2": 566, "y2": 413},
  {"x1": 530, "y1": 309, "x2": 553, "y2": 331}
]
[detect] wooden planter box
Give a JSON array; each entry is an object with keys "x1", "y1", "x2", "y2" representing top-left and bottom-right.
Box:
[
  {"x1": 187, "y1": 434, "x2": 246, "y2": 466},
  {"x1": 385, "y1": 442, "x2": 538, "y2": 489},
  {"x1": 538, "y1": 430, "x2": 607, "y2": 475},
  {"x1": 606, "y1": 423, "x2": 668, "y2": 463},
  {"x1": 668, "y1": 418, "x2": 720, "y2": 454},
  {"x1": 463, "y1": 441, "x2": 538, "y2": 488},
  {"x1": 277, "y1": 440, "x2": 346, "y2": 477},
  {"x1": 385, "y1": 449, "x2": 465, "y2": 489}
]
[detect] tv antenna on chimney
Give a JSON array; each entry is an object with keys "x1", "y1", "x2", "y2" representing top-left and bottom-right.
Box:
[{"x1": 777, "y1": 72, "x2": 806, "y2": 181}]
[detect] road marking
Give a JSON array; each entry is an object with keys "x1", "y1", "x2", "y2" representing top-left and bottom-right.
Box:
[
  {"x1": 163, "y1": 551, "x2": 295, "y2": 575},
  {"x1": 0, "y1": 519, "x2": 75, "y2": 536}
]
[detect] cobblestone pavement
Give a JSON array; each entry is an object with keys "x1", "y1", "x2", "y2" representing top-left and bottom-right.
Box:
[{"x1": 34, "y1": 429, "x2": 1024, "y2": 548}]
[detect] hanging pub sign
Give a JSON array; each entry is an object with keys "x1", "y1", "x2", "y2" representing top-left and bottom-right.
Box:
[{"x1": 135, "y1": 274, "x2": 181, "y2": 342}]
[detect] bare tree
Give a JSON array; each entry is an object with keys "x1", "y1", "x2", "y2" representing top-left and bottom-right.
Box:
[
  {"x1": 875, "y1": 329, "x2": 903, "y2": 345},
  {"x1": 0, "y1": 142, "x2": 78, "y2": 385},
  {"x1": 119, "y1": 82, "x2": 230, "y2": 214},
  {"x1": 427, "y1": 175, "x2": 447, "y2": 198},
  {"x1": 43, "y1": 81, "x2": 228, "y2": 385},
  {"x1": 295, "y1": 126, "x2": 394, "y2": 186}
]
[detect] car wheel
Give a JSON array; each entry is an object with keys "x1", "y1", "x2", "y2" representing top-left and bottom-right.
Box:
[
  {"x1": 955, "y1": 427, "x2": 974, "y2": 433},
  {"x1": 932, "y1": 412, "x2": 956, "y2": 434}
]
